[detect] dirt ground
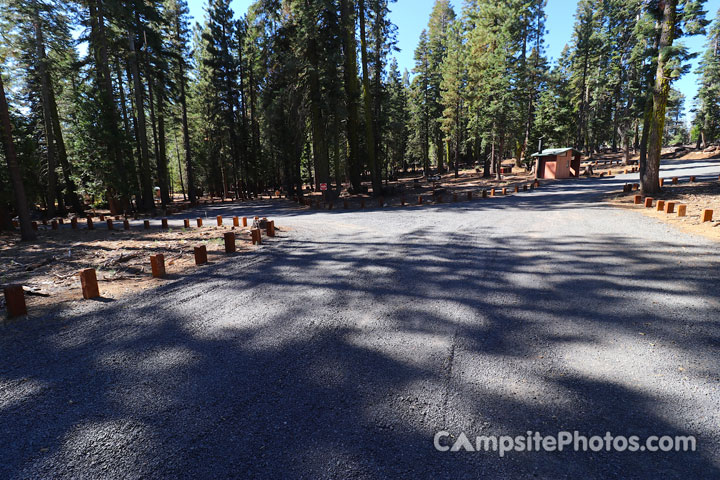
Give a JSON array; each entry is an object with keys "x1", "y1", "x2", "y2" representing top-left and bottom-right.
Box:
[{"x1": 0, "y1": 221, "x2": 265, "y2": 316}]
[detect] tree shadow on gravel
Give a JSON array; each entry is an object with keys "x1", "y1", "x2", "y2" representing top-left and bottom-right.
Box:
[{"x1": 1, "y1": 222, "x2": 719, "y2": 478}]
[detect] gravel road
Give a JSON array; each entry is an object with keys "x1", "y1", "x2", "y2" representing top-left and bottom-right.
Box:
[{"x1": 2, "y1": 162, "x2": 720, "y2": 479}]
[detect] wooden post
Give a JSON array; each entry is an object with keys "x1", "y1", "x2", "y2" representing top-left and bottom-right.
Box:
[
  {"x1": 267, "y1": 220, "x2": 275, "y2": 237},
  {"x1": 71, "y1": 217, "x2": 77, "y2": 229},
  {"x1": 197, "y1": 218, "x2": 203, "y2": 227},
  {"x1": 143, "y1": 220, "x2": 149, "y2": 229},
  {"x1": 664, "y1": 202, "x2": 675, "y2": 214},
  {"x1": 58, "y1": 218, "x2": 64, "y2": 225},
  {"x1": 233, "y1": 216, "x2": 239, "y2": 227},
  {"x1": 490, "y1": 188, "x2": 495, "y2": 197},
  {"x1": 644, "y1": 198, "x2": 654, "y2": 208},
  {"x1": 656, "y1": 200, "x2": 665, "y2": 211},
  {"x1": 79, "y1": 268, "x2": 100, "y2": 299},
  {"x1": 701, "y1": 209, "x2": 714, "y2": 222},
  {"x1": 501, "y1": 188, "x2": 507, "y2": 195},
  {"x1": 106, "y1": 219, "x2": 113, "y2": 230},
  {"x1": 99, "y1": 215, "x2": 105, "y2": 221},
  {"x1": 51, "y1": 220, "x2": 58, "y2": 230},
  {"x1": 161, "y1": 218, "x2": 168, "y2": 229},
  {"x1": 3, "y1": 285, "x2": 27, "y2": 318},
  {"x1": 87, "y1": 217, "x2": 94, "y2": 230},
  {"x1": 224, "y1": 232, "x2": 236, "y2": 253},
  {"x1": 150, "y1": 254, "x2": 166, "y2": 278},
  {"x1": 659, "y1": 178, "x2": 664, "y2": 187},
  {"x1": 690, "y1": 176, "x2": 696, "y2": 182},
  {"x1": 417, "y1": 196, "x2": 422, "y2": 205},
  {"x1": 251, "y1": 228, "x2": 262, "y2": 245},
  {"x1": 184, "y1": 219, "x2": 190, "y2": 228},
  {"x1": 217, "y1": 215, "x2": 223, "y2": 226},
  {"x1": 468, "y1": 191, "x2": 473, "y2": 200},
  {"x1": 523, "y1": 185, "x2": 528, "y2": 191},
  {"x1": 194, "y1": 245, "x2": 208, "y2": 265},
  {"x1": 242, "y1": 217, "x2": 248, "y2": 227},
  {"x1": 401, "y1": 197, "x2": 405, "y2": 206},
  {"x1": 672, "y1": 177, "x2": 678, "y2": 185},
  {"x1": 633, "y1": 195, "x2": 642, "y2": 205},
  {"x1": 514, "y1": 186, "x2": 519, "y2": 193},
  {"x1": 124, "y1": 219, "x2": 130, "y2": 230},
  {"x1": 677, "y1": 204, "x2": 687, "y2": 217}
]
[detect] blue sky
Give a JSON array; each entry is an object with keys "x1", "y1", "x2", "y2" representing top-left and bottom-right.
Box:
[{"x1": 187, "y1": 0, "x2": 720, "y2": 120}]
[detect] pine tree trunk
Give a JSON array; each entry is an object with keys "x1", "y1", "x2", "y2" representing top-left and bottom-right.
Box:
[
  {"x1": 177, "y1": 56, "x2": 195, "y2": 204},
  {"x1": 305, "y1": 15, "x2": 330, "y2": 198},
  {"x1": 340, "y1": 0, "x2": 362, "y2": 192},
  {"x1": 128, "y1": 30, "x2": 155, "y2": 212},
  {"x1": 358, "y1": 0, "x2": 381, "y2": 196},
  {"x1": 157, "y1": 91, "x2": 171, "y2": 206},
  {"x1": 643, "y1": 0, "x2": 677, "y2": 195},
  {"x1": 89, "y1": 0, "x2": 129, "y2": 206},
  {"x1": 49, "y1": 84, "x2": 82, "y2": 213},
  {"x1": 33, "y1": 17, "x2": 59, "y2": 218},
  {"x1": 0, "y1": 74, "x2": 35, "y2": 240}
]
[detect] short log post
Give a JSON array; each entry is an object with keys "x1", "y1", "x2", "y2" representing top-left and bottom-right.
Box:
[
  {"x1": 677, "y1": 205, "x2": 687, "y2": 217},
  {"x1": 124, "y1": 219, "x2": 130, "y2": 230},
  {"x1": 144, "y1": 220, "x2": 150, "y2": 229},
  {"x1": 242, "y1": 217, "x2": 248, "y2": 227},
  {"x1": 79, "y1": 268, "x2": 100, "y2": 299},
  {"x1": 161, "y1": 218, "x2": 169, "y2": 229},
  {"x1": 665, "y1": 202, "x2": 676, "y2": 214},
  {"x1": 3, "y1": 285, "x2": 27, "y2": 318},
  {"x1": 233, "y1": 216, "x2": 239, "y2": 227},
  {"x1": 267, "y1": 220, "x2": 275, "y2": 237},
  {"x1": 656, "y1": 200, "x2": 665, "y2": 211},
  {"x1": 106, "y1": 219, "x2": 113, "y2": 230},
  {"x1": 468, "y1": 191, "x2": 473, "y2": 200},
  {"x1": 701, "y1": 209, "x2": 714, "y2": 222},
  {"x1": 224, "y1": 232, "x2": 236, "y2": 253},
  {"x1": 87, "y1": 217, "x2": 94, "y2": 230},
  {"x1": 251, "y1": 228, "x2": 262, "y2": 245},
  {"x1": 633, "y1": 195, "x2": 642, "y2": 205},
  {"x1": 71, "y1": 217, "x2": 78, "y2": 229},
  {"x1": 197, "y1": 218, "x2": 203, "y2": 227},
  {"x1": 194, "y1": 245, "x2": 208, "y2": 265},
  {"x1": 644, "y1": 197, "x2": 654, "y2": 208},
  {"x1": 51, "y1": 220, "x2": 58, "y2": 230},
  {"x1": 184, "y1": 219, "x2": 190, "y2": 228},
  {"x1": 150, "y1": 254, "x2": 166, "y2": 278},
  {"x1": 217, "y1": 215, "x2": 223, "y2": 226}
]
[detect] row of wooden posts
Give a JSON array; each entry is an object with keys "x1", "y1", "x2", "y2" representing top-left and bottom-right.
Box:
[
  {"x1": 3, "y1": 217, "x2": 277, "y2": 318},
  {"x1": 624, "y1": 177, "x2": 716, "y2": 223},
  {"x1": 300, "y1": 181, "x2": 542, "y2": 210},
  {"x1": 16, "y1": 214, "x2": 274, "y2": 233}
]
